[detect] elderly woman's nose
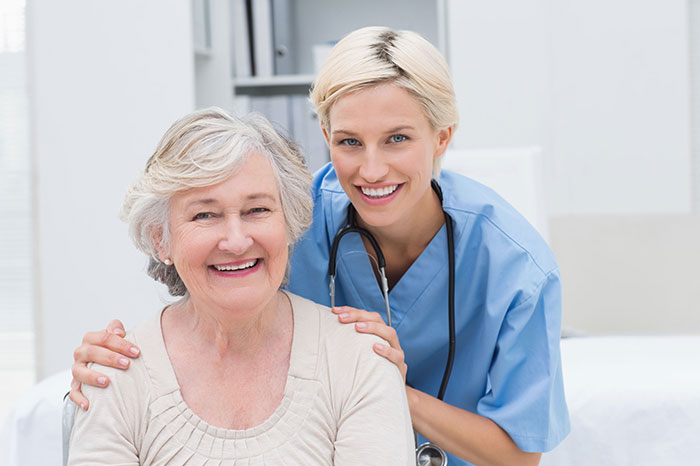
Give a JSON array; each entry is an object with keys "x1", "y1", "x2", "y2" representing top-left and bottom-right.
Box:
[
  {"x1": 217, "y1": 217, "x2": 254, "y2": 254},
  {"x1": 358, "y1": 149, "x2": 389, "y2": 182}
]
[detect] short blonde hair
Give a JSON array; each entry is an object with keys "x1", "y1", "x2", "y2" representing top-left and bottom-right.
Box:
[
  {"x1": 121, "y1": 107, "x2": 313, "y2": 296},
  {"x1": 310, "y1": 26, "x2": 459, "y2": 177}
]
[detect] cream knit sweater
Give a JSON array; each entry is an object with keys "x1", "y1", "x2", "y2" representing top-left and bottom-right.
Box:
[{"x1": 68, "y1": 292, "x2": 415, "y2": 465}]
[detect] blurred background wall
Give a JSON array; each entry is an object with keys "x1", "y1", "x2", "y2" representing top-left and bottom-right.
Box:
[{"x1": 1, "y1": 0, "x2": 698, "y2": 423}]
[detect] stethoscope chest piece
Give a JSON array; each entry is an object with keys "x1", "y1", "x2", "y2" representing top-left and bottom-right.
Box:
[{"x1": 416, "y1": 442, "x2": 448, "y2": 465}]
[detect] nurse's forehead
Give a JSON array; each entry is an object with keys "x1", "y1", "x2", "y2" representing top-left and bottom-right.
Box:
[{"x1": 329, "y1": 92, "x2": 430, "y2": 131}]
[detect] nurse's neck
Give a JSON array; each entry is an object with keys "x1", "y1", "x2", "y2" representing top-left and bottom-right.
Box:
[{"x1": 356, "y1": 189, "x2": 444, "y2": 289}]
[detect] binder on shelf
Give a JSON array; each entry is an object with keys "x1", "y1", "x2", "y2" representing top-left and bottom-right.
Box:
[
  {"x1": 192, "y1": 0, "x2": 212, "y2": 53},
  {"x1": 251, "y1": 0, "x2": 274, "y2": 77},
  {"x1": 250, "y1": 95, "x2": 290, "y2": 134},
  {"x1": 271, "y1": 0, "x2": 294, "y2": 75},
  {"x1": 291, "y1": 95, "x2": 330, "y2": 172},
  {"x1": 231, "y1": 0, "x2": 252, "y2": 77}
]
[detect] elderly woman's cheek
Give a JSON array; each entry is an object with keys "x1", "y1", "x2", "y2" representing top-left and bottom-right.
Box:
[{"x1": 260, "y1": 213, "x2": 289, "y2": 288}]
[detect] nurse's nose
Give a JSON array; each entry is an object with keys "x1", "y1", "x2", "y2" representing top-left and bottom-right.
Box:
[
  {"x1": 218, "y1": 216, "x2": 254, "y2": 254},
  {"x1": 358, "y1": 147, "x2": 389, "y2": 183}
]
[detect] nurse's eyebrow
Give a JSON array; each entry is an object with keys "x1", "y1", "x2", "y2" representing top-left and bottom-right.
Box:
[
  {"x1": 331, "y1": 129, "x2": 359, "y2": 137},
  {"x1": 332, "y1": 125, "x2": 415, "y2": 137},
  {"x1": 385, "y1": 125, "x2": 415, "y2": 133}
]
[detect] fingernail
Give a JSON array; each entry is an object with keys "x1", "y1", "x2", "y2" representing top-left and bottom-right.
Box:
[
  {"x1": 119, "y1": 357, "x2": 129, "y2": 367},
  {"x1": 80, "y1": 402, "x2": 87, "y2": 410},
  {"x1": 339, "y1": 312, "x2": 349, "y2": 319},
  {"x1": 129, "y1": 346, "x2": 140, "y2": 356},
  {"x1": 356, "y1": 322, "x2": 367, "y2": 330},
  {"x1": 97, "y1": 376, "x2": 107, "y2": 386},
  {"x1": 112, "y1": 328, "x2": 125, "y2": 336},
  {"x1": 375, "y1": 343, "x2": 386, "y2": 351}
]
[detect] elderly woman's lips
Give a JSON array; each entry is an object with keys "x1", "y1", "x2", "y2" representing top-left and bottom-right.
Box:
[{"x1": 211, "y1": 259, "x2": 259, "y2": 272}]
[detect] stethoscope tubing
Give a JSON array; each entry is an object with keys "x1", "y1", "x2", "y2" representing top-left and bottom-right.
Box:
[
  {"x1": 328, "y1": 180, "x2": 456, "y2": 402},
  {"x1": 328, "y1": 180, "x2": 456, "y2": 464},
  {"x1": 328, "y1": 220, "x2": 392, "y2": 327},
  {"x1": 437, "y1": 206, "x2": 456, "y2": 401}
]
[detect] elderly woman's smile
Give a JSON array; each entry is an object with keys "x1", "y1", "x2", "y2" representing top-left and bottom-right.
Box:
[
  {"x1": 163, "y1": 153, "x2": 289, "y2": 313},
  {"x1": 211, "y1": 259, "x2": 259, "y2": 273}
]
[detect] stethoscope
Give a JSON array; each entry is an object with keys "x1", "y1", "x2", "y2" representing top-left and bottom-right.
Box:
[{"x1": 329, "y1": 179, "x2": 456, "y2": 466}]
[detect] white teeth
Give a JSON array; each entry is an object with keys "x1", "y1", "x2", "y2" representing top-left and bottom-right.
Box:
[
  {"x1": 214, "y1": 260, "x2": 258, "y2": 271},
  {"x1": 361, "y1": 185, "x2": 398, "y2": 198}
]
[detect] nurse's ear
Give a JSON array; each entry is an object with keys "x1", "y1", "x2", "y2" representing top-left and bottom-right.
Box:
[
  {"x1": 321, "y1": 123, "x2": 331, "y2": 148},
  {"x1": 433, "y1": 125, "x2": 454, "y2": 159}
]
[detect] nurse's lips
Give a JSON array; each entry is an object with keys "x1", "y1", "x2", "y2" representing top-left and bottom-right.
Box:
[{"x1": 356, "y1": 183, "x2": 403, "y2": 202}]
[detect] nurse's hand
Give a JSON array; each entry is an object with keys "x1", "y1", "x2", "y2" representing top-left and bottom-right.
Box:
[
  {"x1": 69, "y1": 319, "x2": 140, "y2": 410},
  {"x1": 332, "y1": 306, "x2": 407, "y2": 382}
]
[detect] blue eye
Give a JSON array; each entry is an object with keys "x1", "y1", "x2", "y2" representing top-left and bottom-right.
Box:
[
  {"x1": 389, "y1": 134, "x2": 407, "y2": 143},
  {"x1": 248, "y1": 207, "x2": 270, "y2": 215},
  {"x1": 340, "y1": 138, "x2": 361, "y2": 146}
]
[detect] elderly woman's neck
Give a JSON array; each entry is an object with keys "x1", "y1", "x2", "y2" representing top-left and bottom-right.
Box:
[{"x1": 164, "y1": 291, "x2": 292, "y2": 358}]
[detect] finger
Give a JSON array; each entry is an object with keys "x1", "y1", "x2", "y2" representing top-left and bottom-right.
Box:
[
  {"x1": 106, "y1": 319, "x2": 126, "y2": 337},
  {"x1": 332, "y1": 306, "x2": 385, "y2": 324},
  {"x1": 79, "y1": 330, "x2": 140, "y2": 360},
  {"x1": 354, "y1": 321, "x2": 400, "y2": 349},
  {"x1": 72, "y1": 362, "x2": 111, "y2": 388},
  {"x1": 373, "y1": 342, "x2": 408, "y2": 380},
  {"x1": 74, "y1": 343, "x2": 133, "y2": 369},
  {"x1": 68, "y1": 379, "x2": 90, "y2": 411}
]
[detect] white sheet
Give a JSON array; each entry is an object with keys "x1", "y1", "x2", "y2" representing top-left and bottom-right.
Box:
[
  {"x1": 0, "y1": 370, "x2": 70, "y2": 466},
  {"x1": 542, "y1": 336, "x2": 700, "y2": 465}
]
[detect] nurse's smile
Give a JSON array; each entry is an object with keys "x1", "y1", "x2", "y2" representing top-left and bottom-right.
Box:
[{"x1": 357, "y1": 183, "x2": 403, "y2": 205}]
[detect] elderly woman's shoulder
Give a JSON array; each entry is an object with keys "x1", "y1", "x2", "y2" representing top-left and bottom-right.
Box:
[
  {"x1": 286, "y1": 292, "x2": 388, "y2": 353},
  {"x1": 83, "y1": 313, "x2": 161, "y2": 398}
]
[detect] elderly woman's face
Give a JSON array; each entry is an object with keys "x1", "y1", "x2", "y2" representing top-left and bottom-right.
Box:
[{"x1": 165, "y1": 153, "x2": 288, "y2": 314}]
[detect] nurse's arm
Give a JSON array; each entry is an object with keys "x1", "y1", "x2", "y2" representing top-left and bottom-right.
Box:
[
  {"x1": 333, "y1": 305, "x2": 540, "y2": 465},
  {"x1": 407, "y1": 386, "x2": 542, "y2": 466}
]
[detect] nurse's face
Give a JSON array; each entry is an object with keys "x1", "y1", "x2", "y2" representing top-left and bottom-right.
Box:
[{"x1": 324, "y1": 83, "x2": 451, "y2": 232}]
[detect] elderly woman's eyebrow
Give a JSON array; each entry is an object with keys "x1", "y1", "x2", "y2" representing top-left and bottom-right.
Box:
[
  {"x1": 246, "y1": 193, "x2": 277, "y2": 202},
  {"x1": 185, "y1": 193, "x2": 277, "y2": 209},
  {"x1": 185, "y1": 198, "x2": 217, "y2": 209}
]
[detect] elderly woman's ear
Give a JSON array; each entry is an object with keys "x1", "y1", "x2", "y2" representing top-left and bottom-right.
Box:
[{"x1": 150, "y1": 227, "x2": 169, "y2": 264}]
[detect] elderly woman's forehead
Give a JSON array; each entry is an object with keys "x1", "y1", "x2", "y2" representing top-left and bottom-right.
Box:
[{"x1": 174, "y1": 156, "x2": 281, "y2": 201}]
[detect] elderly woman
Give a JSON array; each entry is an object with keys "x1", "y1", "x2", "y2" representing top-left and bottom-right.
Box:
[{"x1": 67, "y1": 108, "x2": 414, "y2": 465}]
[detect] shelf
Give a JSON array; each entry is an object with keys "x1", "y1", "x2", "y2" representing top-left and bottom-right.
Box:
[
  {"x1": 232, "y1": 74, "x2": 315, "y2": 96},
  {"x1": 234, "y1": 74, "x2": 315, "y2": 87}
]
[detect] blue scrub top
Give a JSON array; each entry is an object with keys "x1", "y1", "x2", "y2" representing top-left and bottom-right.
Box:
[{"x1": 287, "y1": 163, "x2": 570, "y2": 465}]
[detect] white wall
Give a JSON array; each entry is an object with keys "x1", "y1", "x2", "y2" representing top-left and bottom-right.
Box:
[
  {"x1": 447, "y1": 0, "x2": 692, "y2": 216},
  {"x1": 550, "y1": 214, "x2": 700, "y2": 334},
  {"x1": 27, "y1": 0, "x2": 195, "y2": 378},
  {"x1": 446, "y1": 0, "x2": 697, "y2": 333}
]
